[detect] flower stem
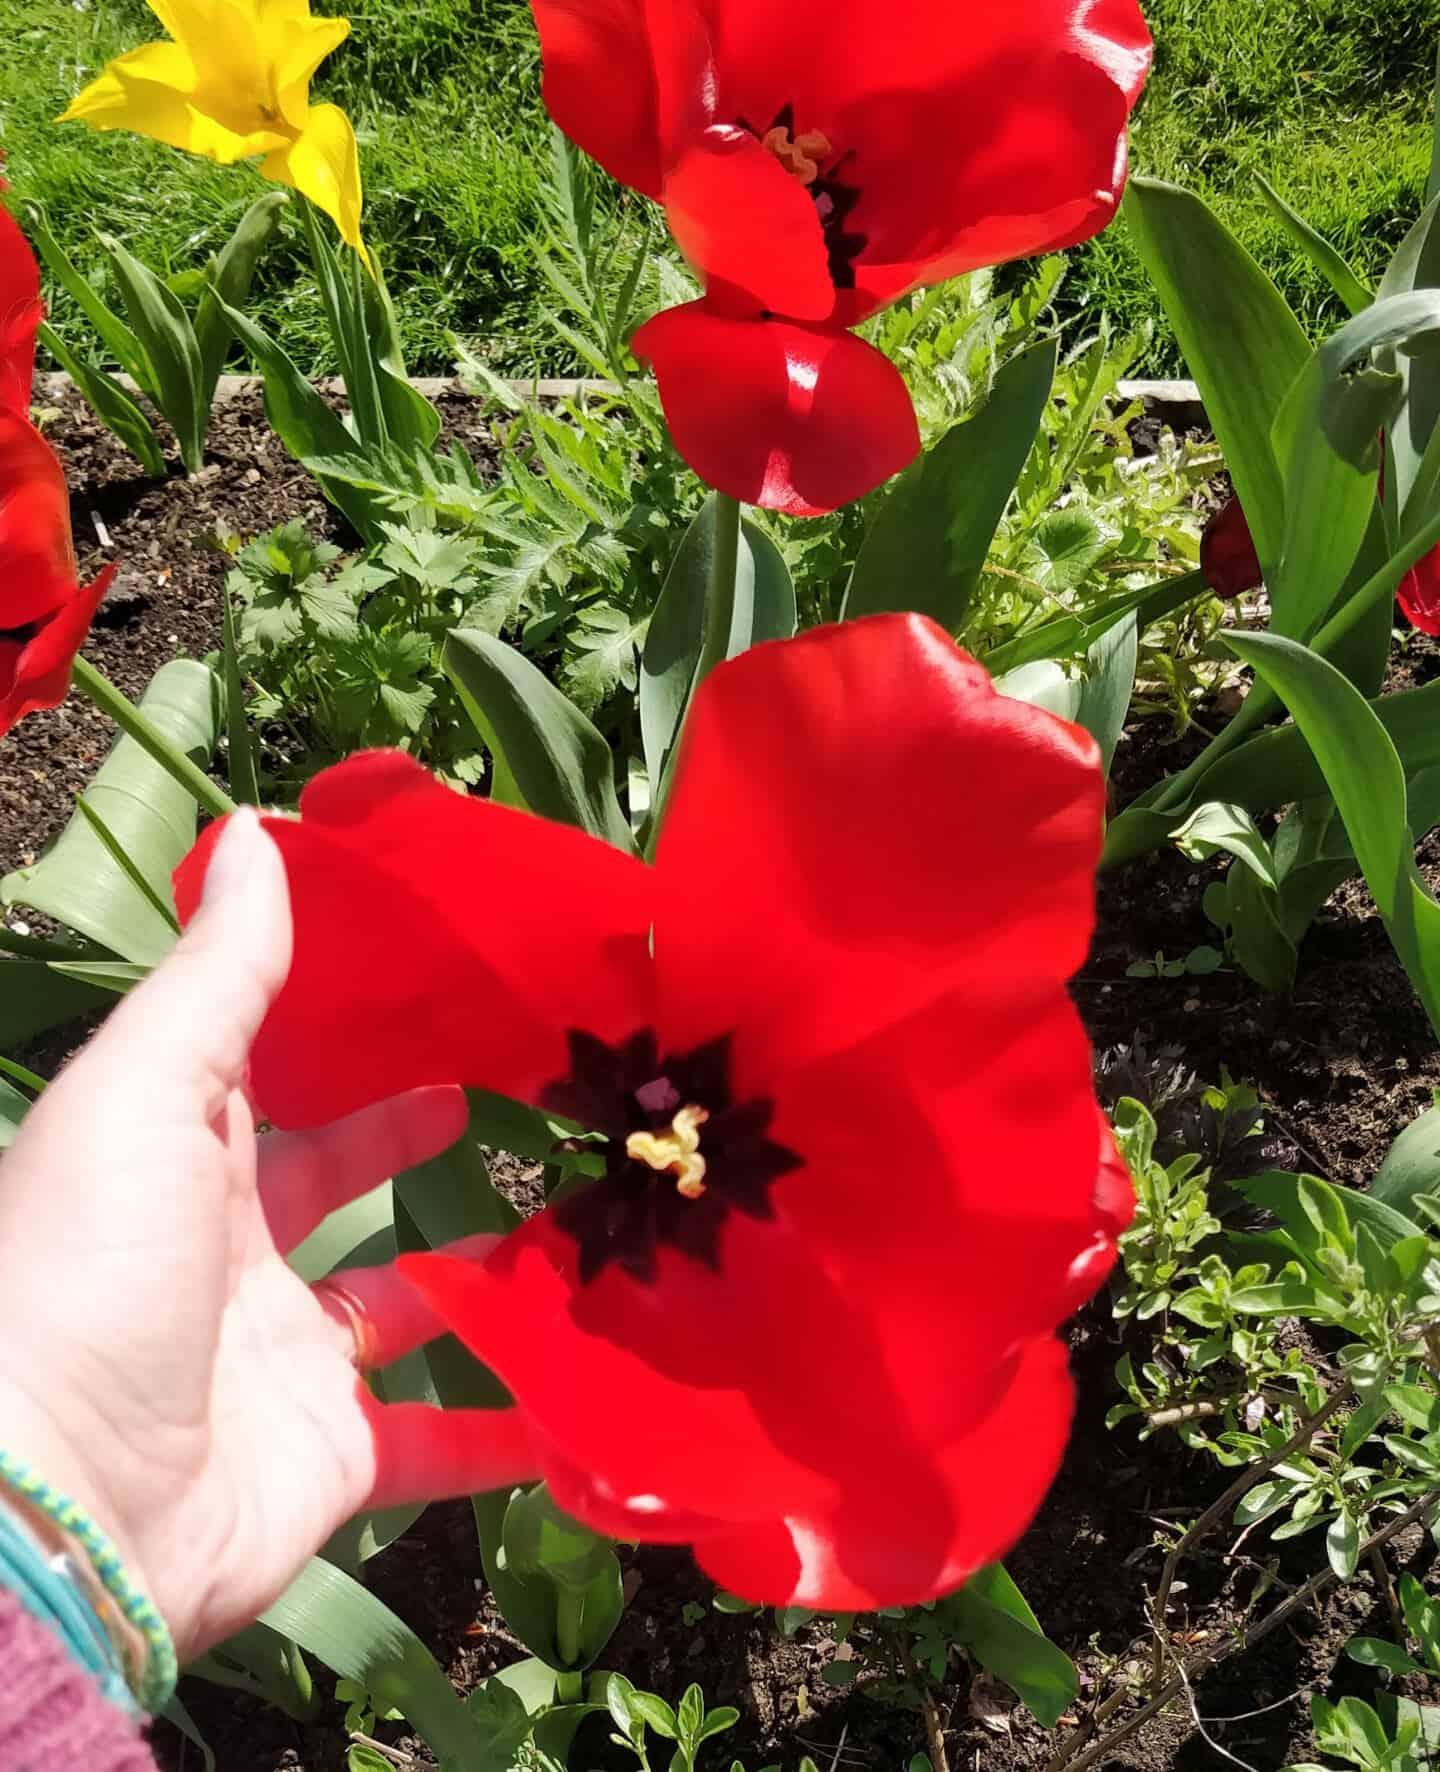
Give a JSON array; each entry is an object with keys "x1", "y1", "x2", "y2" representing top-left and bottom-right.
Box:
[
  {"x1": 693, "y1": 492, "x2": 743, "y2": 691},
  {"x1": 554, "y1": 1588, "x2": 585, "y2": 1700},
  {"x1": 71, "y1": 655, "x2": 236, "y2": 820}
]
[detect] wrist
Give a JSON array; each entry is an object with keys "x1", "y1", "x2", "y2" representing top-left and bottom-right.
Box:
[
  {"x1": 0, "y1": 1383, "x2": 176, "y2": 1712},
  {"x1": 0, "y1": 1378, "x2": 147, "y2": 1596},
  {"x1": 0, "y1": 1479, "x2": 148, "y2": 1715}
]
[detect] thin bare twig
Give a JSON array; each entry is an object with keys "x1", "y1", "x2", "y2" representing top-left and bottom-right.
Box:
[
  {"x1": 1257, "y1": 1107, "x2": 1334, "y2": 1182},
  {"x1": 1148, "y1": 1384, "x2": 1351, "y2": 1681},
  {"x1": 349, "y1": 1733, "x2": 420, "y2": 1768},
  {"x1": 896, "y1": 1637, "x2": 951, "y2": 1772},
  {"x1": 1146, "y1": 1399, "x2": 1227, "y2": 1428},
  {"x1": 1043, "y1": 1488, "x2": 1440, "y2": 1772},
  {"x1": 1370, "y1": 1543, "x2": 1407, "y2": 1646},
  {"x1": 1174, "y1": 1657, "x2": 1264, "y2": 1772},
  {"x1": 1200, "y1": 1691, "x2": 1306, "y2": 1725}
]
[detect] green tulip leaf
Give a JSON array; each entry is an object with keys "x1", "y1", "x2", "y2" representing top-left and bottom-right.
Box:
[
  {"x1": 260, "y1": 1559, "x2": 479, "y2": 1764},
  {"x1": 100, "y1": 232, "x2": 207, "y2": 474},
  {"x1": 444, "y1": 627, "x2": 633, "y2": 850},
  {"x1": 1254, "y1": 174, "x2": 1373, "y2": 318},
  {"x1": 640, "y1": 494, "x2": 796, "y2": 788},
  {"x1": 194, "y1": 190, "x2": 289, "y2": 419},
  {"x1": 2, "y1": 658, "x2": 217, "y2": 965},
  {"x1": 1227, "y1": 630, "x2": 1440, "y2": 1040},
  {"x1": 947, "y1": 1564, "x2": 1077, "y2": 1728},
  {"x1": 844, "y1": 337, "x2": 1056, "y2": 629},
  {"x1": 1124, "y1": 177, "x2": 1310, "y2": 574}
]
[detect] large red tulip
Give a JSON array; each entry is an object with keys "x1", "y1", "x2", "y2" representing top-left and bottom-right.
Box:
[
  {"x1": 536, "y1": 0, "x2": 1152, "y2": 512},
  {"x1": 175, "y1": 614, "x2": 1129, "y2": 1608},
  {"x1": 0, "y1": 201, "x2": 114, "y2": 736}
]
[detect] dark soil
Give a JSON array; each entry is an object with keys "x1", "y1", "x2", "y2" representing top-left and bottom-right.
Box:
[{"x1": 3, "y1": 394, "x2": 1438, "y2": 1772}]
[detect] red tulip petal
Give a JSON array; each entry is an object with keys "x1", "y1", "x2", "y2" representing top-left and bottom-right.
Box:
[
  {"x1": 0, "y1": 206, "x2": 41, "y2": 419},
  {"x1": 530, "y1": 0, "x2": 664, "y2": 197},
  {"x1": 762, "y1": 992, "x2": 1120, "y2": 1439},
  {"x1": 690, "y1": 1336, "x2": 1074, "y2": 1609},
  {"x1": 1399, "y1": 544, "x2": 1440, "y2": 636},
  {"x1": 631, "y1": 300, "x2": 918, "y2": 514},
  {"x1": 400, "y1": 1222, "x2": 859, "y2": 1530},
  {"x1": 664, "y1": 128, "x2": 834, "y2": 322},
  {"x1": 700, "y1": 0, "x2": 1149, "y2": 299},
  {"x1": 0, "y1": 412, "x2": 81, "y2": 629},
  {"x1": 0, "y1": 563, "x2": 115, "y2": 737},
  {"x1": 653, "y1": 614, "x2": 1104, "y2": 1088},
  {"x1": 1055, "y1": 1117, "x2": 1133, "y2": 1317},
  {"x1": 362, "y1": 1394, "x2": 543, "y2": 1512},
  {"x1": 172, "y1": 752, "x2": 656, "y2": 1130},
  {"x1": 1092, "y1": 1116, "x2": 1136, "y2": 1236},
  {"x1": 642, "y1": 0, "x2": 720, "y2": 157},
  {"x1": 406, "y1": 1222, "x2": 1075, "y2": 1607}
]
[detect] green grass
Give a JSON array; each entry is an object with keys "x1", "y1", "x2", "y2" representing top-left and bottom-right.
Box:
[
  {"x1": 1069, "y1": 0, "x2": 1440, "y2": 363},
  {"x1": 4, "y1": 0, "x2": 1440, "y2": 374},
  {"x1": 3, "y1": 0, "x2": 553, "y2": 373}
]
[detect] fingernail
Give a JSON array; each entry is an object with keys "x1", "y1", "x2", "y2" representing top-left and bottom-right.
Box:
[{"x1": 200, "y1": 808, "x2": 263, "y2": 909}]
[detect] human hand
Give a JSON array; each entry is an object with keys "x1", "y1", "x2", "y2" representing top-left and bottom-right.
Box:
[{"x1": 0, "y1": 810, "x2": 537, "y2": 1661}]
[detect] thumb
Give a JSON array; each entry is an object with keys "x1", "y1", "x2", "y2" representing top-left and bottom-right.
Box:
[{"x1": 71, "y1": 808, "x2": 293, "y2": 1126}]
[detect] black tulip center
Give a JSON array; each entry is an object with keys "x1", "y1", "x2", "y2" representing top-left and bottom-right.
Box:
[{"x1": 540, "y1": 1029, "x2": 803, "y2": 1285}]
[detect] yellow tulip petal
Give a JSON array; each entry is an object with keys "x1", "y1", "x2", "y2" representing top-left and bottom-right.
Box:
[
  {"x1": 263, "y1": 101, "x2": 365, "y2": 256},
  {"x1": 59, "y1": 40, "x2": 195, "y2": 127},
  {"x1": 144, "y1": 0, "x2": 184, "y2": 39},
  {"x1": 172, "y1": 0, "x2": 274, "y2": 119},
  {"x1": 64, "y1": 40, "x2": 286, "y2": 162},
  {"x1": 272, "y1": 18, "x2": 350, "y2": 131},
  {"x1": 267, "y1": 2, "x2": 349, "y2": 91}
]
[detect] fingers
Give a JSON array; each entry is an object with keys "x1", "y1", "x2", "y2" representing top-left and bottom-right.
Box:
[
  {"x1": 360, "y1": 1393, "x2": 541, "y2": 1511},
  {"x1": 260, "y1": 1085, "x2": 470, "y2": 1255},
  {"x1": 312, "y1": 1232, "x2": 504, "y2": 1369},
  {"x1": 77, "y1": 810, "x2": 292, "y2": 1126}
]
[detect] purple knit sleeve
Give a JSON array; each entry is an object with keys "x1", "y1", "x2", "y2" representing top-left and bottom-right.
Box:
[{"x1": 0, "y1": 1587, "x2": 157, "y2": 1772}]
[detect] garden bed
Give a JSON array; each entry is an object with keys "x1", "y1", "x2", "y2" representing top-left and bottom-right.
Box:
[{"x1": 4, "y1": 389, "x2": 1439, "y2": 1772}]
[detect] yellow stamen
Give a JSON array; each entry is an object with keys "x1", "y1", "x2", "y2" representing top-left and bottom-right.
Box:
[
  {"x1": 761, "y1": 126, "x2": 832, "y2": 187},
  {"x1": 626, "y1": 1105, "x2": 711, "y2": 1199}
]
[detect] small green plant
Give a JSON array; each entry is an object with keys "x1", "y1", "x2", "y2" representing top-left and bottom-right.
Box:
[
  {"x1": 1348, "y1": 1573, "x2": 1440, "y2": 1680},
  {"x1": 1283, "y1": 1693, "x2": 1435, "y2": 1772},
  {"x1": 1124, "y1": 946, "x2": 1225, "y2": 980},
  {"x1": 604, "y1": 1677, "x2": 741, "y2": 1772},
  {"x1": 18, "y1": 191, "x2": 287, "y2": 476},
  {"x1": 223, "y1": 518, "x2": 488, "y2": 791},
  {"x1": 335, "y1": 1676, "x2": 404, "y2": 1772},
  {"x1": 1110, "y1": 1096, "x2": 1440, "y2": 1575}
]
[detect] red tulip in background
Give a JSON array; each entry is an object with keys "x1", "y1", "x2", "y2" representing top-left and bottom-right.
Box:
[
  {"x1": 1198, "y1": 495, "x2": 1262, "y2": 602},
  {"x1": 0, "y1": 198, "x2": 115, "y2": 735},
  {"x1": 530, "y1": 0, "x2": 1152, "y2": 513},
  {"x1": 176, "y1": 613, "x2": 1131, "y2": 1608},
  {"x1": 1399, "y1": 550, "x2": 1440, "y2": 636},
  {"x1": 1200, "y1": 490, "x2": 1440, "y2": 634}
]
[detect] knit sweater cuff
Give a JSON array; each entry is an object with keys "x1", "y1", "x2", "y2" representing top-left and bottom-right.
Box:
[{"x1": 0, "y1": 1587, "x2": 155, "y2": 1772}]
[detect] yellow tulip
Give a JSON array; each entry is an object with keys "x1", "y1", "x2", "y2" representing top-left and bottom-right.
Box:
[{"x1": 59, "y1": 0, "x2": 365, "y2": 255}]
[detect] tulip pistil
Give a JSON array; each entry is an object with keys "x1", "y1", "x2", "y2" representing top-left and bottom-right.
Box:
[
  {"x1": 761, "y1": 125, "x2": 832, "y2": 187},
  {"x1": 738, "y1": 103, "x2": 867, "y2": 289},
  {"x1": 626, "y1": 1104, "x2": 711, "y2": 1198}
]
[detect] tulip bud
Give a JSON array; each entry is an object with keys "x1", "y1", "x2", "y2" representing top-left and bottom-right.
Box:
[{"x1": 1199, "y1": 496, "x2": 1263, "y2": 601}]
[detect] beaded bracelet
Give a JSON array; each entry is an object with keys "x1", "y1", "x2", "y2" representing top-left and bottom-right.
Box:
[{"x1": 0, "y1": 1449, "x2": 177, "y2": 1715}]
